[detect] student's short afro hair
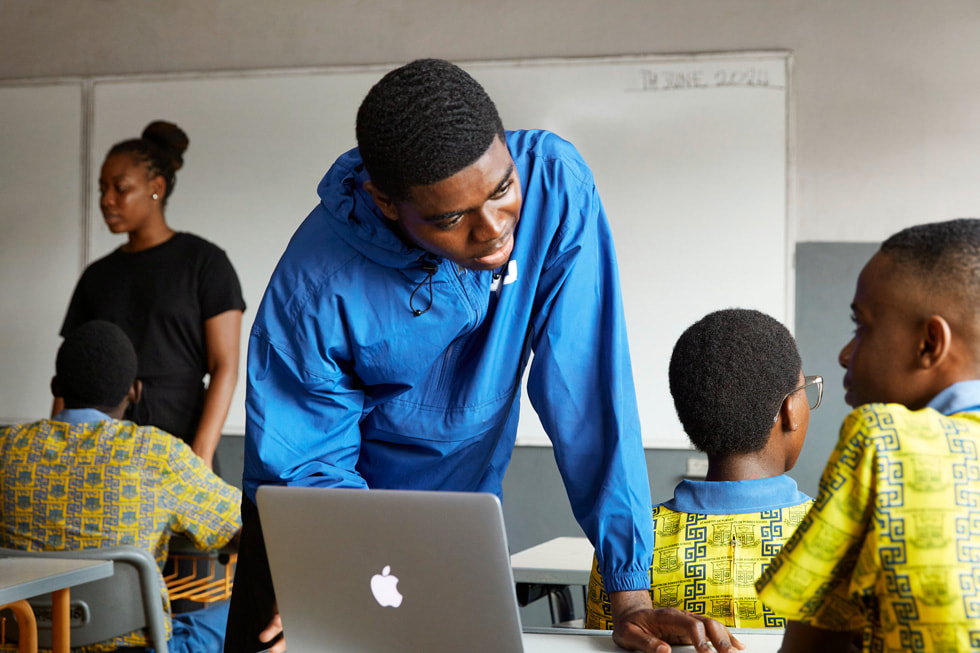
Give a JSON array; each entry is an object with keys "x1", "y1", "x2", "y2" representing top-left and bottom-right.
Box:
[
  {"x1": 880, "y1": 218, "x2": 980, "y2": 309},
  {"x1": 355, "y1": 58, "x2": 505, "y2": 201},
  {"x1": 56, "y1": 320, "x2": 137, "y2": 409},
  {"x1": 668, "y1": 308, "x2": 802, "y2": 457}
]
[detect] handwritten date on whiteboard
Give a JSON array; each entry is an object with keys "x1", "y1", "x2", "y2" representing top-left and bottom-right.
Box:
[{"x1": 629, "y1": 66, "x2": 779, "y2": 92}]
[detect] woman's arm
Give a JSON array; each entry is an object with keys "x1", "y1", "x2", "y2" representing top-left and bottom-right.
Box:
[{"x1": 193, "y1": 309, "x2": 243, "y2": 468}]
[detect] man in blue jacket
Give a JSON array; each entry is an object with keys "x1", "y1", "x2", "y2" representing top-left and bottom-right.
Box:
[{"x1": 226, "y1": 58, "x2": 742, "y2": 653}]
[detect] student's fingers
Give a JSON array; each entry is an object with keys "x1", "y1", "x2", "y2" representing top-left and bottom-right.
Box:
[
  {"x1": 670, "y1": 613, "x2": 746, "y2": 653},
  {"x1": 698, "y1": 615, "x2": 746, "y2": 652}
]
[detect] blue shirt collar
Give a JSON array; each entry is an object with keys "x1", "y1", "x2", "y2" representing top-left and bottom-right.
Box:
[
  {"x1": 926, "y1": 380, "x2": 980, "y2": 416},
  {"x1": 53, "y1": 408, "x2": 113, "y2": 426},
  {"x1": 662, "y1": 474, "x2": 811, "y2": 515}
]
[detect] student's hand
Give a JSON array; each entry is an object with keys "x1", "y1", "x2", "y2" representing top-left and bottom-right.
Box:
[
  {"x1": 259, "y1": 609, "x2": 286, "y2": 653},
  {"x1": 610, "y1": 590, "x2": 745, "y2": 653}
]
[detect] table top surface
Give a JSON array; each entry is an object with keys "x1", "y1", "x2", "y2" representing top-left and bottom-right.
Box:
[
  {"x1": 511, "y1": 536, "x2": 594, "y2": 585},
  {"x1": 0, "y1": 557, "x2": 113, "y2": 604},
  {"x1": 522, "y1": 628, "x2": 783, "y2": 652}
]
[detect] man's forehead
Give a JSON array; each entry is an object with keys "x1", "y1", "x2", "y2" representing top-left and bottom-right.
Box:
[
  {"x1": 856, "y1": 252, "x2": 926, "y2": 318},
  {"x1": 407, "y1": 139, "x2": 515, "y2": 215}
]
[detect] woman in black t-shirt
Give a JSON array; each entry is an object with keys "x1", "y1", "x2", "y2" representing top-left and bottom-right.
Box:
[{"x1": 60, "y1": 121, "x2": 245, "y2": 470}]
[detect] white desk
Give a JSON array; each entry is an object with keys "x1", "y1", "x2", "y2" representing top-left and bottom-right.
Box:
[
  {"x1": 0, "y1": 557, "x2": 114, "y2": 653},
  {"x1": 522, "y1": 628, "x2": 783, "y2": 652},
  {"x1": 511, "y1": 537, "x2": 593, "y2": 623},
  {"x1": 511, "y1": 536, "x2": 593, "y2": 586}
]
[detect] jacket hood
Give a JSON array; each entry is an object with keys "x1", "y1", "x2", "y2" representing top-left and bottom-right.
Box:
[{"x1": 317, "y1": 147, "x2": 432, "y2": 272}]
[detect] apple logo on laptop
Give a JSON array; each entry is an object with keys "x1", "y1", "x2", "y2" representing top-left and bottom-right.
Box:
[{"x1": 370, "y1": 565, "x2": 403, "y2": 607}]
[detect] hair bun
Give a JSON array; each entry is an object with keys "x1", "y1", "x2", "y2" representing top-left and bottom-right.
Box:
[{"x1": 141, "y1": 120, "x2": 189, "y2": 171}]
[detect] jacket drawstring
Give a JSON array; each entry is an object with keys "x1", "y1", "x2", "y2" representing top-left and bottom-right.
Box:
[{"x1": 410, "y1": 258, "x2": 439, "y2": 316}]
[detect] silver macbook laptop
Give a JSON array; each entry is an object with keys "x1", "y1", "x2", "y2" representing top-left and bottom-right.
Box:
[{"x1": 256, "y1": 486, "x2": 526, "y2": 653}]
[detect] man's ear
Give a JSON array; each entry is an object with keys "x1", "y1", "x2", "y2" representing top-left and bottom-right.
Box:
[
  {"x1": 919, "y1": 315, "x2": 952, "y2": 369},
  {"x1": 363, "y1": 181, "x2": 399, "y2": 221},
  {"x1": 50, "y1": 375, "x2": 61, "y2": 399},
  {"x1": 128, "y1": 379, "x2": 143, "y2": 405},
  {"x1": 777, "y1": 392, "x2": 802, "y2": 433}
]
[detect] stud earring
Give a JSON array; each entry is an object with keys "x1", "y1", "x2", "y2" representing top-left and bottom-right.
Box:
[{"x1": 152, "y1": 193, "x2": 159, "y2": 200}]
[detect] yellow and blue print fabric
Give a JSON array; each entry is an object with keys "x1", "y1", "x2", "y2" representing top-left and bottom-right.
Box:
[
  {"x1": 756, "y1": 403, "x2": 980, "y2": 652},
  {"x1": 0, "y1": 415, "x2": 241, "y2": 652},
  {"x1": 586, "y1": 475, "x2": 812, "y2": 629}
]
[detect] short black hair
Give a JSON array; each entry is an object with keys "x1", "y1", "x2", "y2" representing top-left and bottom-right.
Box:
[
  {"x1": 107, "y1": 120, "x2": 189, "y2": 204},
  {"x1": 55, "y1": 320, "x2": 137, "y2": 409},
  {"x1": 668, "y1": 308, "x2": 802, "y2": 457},
  {"x1": 880, "y1": 218, "x2": 980, "y2": 310},
  {"x1": 355, "y1": 58, "x2": 505, "y2": 201}
]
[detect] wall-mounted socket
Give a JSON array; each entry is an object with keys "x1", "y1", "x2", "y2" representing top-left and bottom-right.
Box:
[{"x1": 685, "y1": 457, "x2": 709, "y2": 478}]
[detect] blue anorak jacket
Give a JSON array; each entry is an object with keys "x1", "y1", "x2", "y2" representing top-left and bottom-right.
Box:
[{"x1": 245, "y1": 130, "x2": 652, "y2": 592}]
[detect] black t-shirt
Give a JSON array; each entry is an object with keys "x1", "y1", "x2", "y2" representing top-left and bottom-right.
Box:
[{"x1": 61, "y1": 232, "x2": 246, "y2": 442}]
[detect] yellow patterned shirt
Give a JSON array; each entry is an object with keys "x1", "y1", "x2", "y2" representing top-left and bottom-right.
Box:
[
  {"x1": 0, "y1": 410, "x2": 242, "y2": 652},
  {"x1": 586, "y1": 474, "x2": 812, "y2": 629},
  {"x1": 756, "y1": 399, "x2": 980, "y2": 652}
]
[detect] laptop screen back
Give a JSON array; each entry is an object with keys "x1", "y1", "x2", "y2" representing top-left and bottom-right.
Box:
[{"x1": 256, "y1": 486, "x2": 525, "y2": 653}]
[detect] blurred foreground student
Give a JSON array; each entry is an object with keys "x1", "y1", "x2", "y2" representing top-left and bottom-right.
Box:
[
  {"x1": 586, "y1": 308, "x2": 818, "y2": 629},
  {"x1": 228, "y1": 58, "x2": 742, "y2": 653},
  {"x1": 0, "y1": 320, "x2": 241, "y2": 653},
  {"x1": 756, "y1": 218, "x2": 980, "y2": 652}
]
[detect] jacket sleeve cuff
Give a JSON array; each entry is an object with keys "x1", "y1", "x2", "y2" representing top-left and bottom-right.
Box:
[{"x1": 601, "y1": 569, "x2": 651, "y2": 594}]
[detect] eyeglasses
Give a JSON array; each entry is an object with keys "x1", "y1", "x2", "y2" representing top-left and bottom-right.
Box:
[{"x1": 773, "y1": 375, "x2": 823, "y2": 423}]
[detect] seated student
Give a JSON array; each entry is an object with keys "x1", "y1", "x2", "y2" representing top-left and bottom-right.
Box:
[
  {"x1": 0, "y1": 320, "x2": 241, "y2": 653},
  {"x1": 755, "y1": 218, "x2": 980, "y2": 652},
  {"x1": 586, "y1": 308, "x2": 818, "y2": 629}
]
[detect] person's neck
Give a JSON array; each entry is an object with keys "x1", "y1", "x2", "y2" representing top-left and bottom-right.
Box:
[
  {"x1": 705, "y1": 454, "x2": 783, "y2": 482},
  {"x1": 124, "y1": 221, "x2": 175, "y2": 252}
]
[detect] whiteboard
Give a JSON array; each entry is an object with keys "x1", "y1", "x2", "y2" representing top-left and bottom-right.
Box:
[
  {"x1": 0, "y1": 82, "x2": 84, "y2": 424},
  {"x1": 44, "y1": 52, "x2": 789, "y2": 448}
]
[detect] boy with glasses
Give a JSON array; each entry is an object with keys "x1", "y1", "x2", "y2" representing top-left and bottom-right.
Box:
[
  {"x1": 756, "y1": 218, "x2": 980, "y2": 651},
  {"x1": 586, "y1": 308, "x2": 819, "y2": 629}
]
